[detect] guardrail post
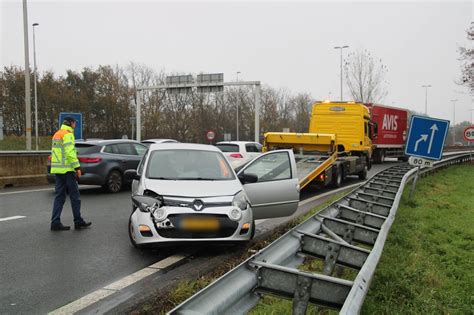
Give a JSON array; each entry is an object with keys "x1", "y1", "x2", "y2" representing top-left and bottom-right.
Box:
[{"x1": 409, "y1": 166, "x2": 421, "y2": 200}]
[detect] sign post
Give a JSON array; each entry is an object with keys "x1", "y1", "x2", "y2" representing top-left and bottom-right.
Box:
[
  {"x1": 463, "y1": 126, "x2": 474, "y2": 163},
  {"x1": 405, "y1": 115, "x2": 450, "y2": 200},
  {"x1": 206, "y1": 130, "x2": 216, "y2": 144}
]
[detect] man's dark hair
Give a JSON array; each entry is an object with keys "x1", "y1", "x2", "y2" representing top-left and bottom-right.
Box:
[{"x1": 63, "y1": 117, "x2": 76, "y2": 126}]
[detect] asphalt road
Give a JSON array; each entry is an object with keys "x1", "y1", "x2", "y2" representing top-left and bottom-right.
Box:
[{"x1": 0, "y1": 160, "x2": 400, "y2": 314}]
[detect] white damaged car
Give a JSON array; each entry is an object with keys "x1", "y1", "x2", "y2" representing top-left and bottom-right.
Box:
[{"x1": 125, "y1": 143, "x2": 300, "y2": 248}]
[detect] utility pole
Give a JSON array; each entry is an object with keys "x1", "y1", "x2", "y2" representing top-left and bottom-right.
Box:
[
  {"x1": 421, "y1": 85, "x2": 432, "y2": 115},
  {"x1": 450, "y1": 99, "x2": 458, "y2": 144},
  {"x1": 33, "y1": 22, "x2": 39, "y2": 150},
  {"x1": 236, "y1": 71, "x2": 241, "y2": 141},
  {"x1": 23, "y1": 0, "x2": 32, "y2": 150},
  {"x1": 334, "y1": 45, "x2": 349, "y2": 101}
]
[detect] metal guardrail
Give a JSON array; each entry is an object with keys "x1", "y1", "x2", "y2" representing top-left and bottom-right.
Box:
[
  {"x1": 169, "y1": 152, "x2": 472, "y2": 315},
  {"x1": 0, "y1": 150, "x2": 50, "y2": 156}
]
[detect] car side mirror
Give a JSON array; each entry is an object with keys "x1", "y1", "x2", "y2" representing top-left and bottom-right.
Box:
[
  {"x1": 238, "y1": 172, "x2": 258, "y2": 184},
  {"x1": 125, "y1": 169, "x2": 140, "y2": 181}
]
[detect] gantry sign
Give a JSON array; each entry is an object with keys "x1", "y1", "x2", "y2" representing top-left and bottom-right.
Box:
[{"x1": 135, "y1": 73, "x2": 261, "y2": 142}]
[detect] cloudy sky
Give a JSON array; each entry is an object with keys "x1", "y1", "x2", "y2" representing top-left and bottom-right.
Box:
[{"x1": 1, "y1": 0, "x2": 472, "y2": 124}]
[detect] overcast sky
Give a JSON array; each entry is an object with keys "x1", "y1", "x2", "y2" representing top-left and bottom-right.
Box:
[{"x1": 1, "y1": 0, "x2": 473, "y2": 124}]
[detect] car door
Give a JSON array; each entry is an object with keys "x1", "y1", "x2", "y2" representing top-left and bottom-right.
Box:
[{"x1": 237, "y1": 150, "x2": 300, "y2": 220}]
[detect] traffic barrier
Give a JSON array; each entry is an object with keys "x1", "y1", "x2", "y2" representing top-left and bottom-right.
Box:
[
  {"x1": 169, "y1": 152, "x2": 472, "y2": 315},
  {"x1": 0, "y1": 151, "x2": 50, "y2": 188}
]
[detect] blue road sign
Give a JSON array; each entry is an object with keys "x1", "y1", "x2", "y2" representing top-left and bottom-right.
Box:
[
  {"x1": 405, "y1": 115, "x2": 449, "y2": 161},
  {"x1": 59, "y1": 112, "x2": 83, "y2": 140}
]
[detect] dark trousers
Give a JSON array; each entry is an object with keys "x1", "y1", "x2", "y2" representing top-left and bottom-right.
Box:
[{"x1": 51, "y1": 172, "x2": 83, "y2": 226}]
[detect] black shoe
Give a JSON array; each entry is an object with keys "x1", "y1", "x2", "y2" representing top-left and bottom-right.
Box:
[
  {"x1": 74, "y1": 221, "x2": 92, "y2": 229},
  {"x1": 51, "y1": 224, "x2": 71, "y2": 231}
]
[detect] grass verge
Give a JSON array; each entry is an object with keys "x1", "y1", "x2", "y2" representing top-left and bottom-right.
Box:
[
  {"x1": 362, "y1": 164, "x2": 474, "y2": 314},
  {"x1": 133, "y1": 191, "x2": 349, "y2": 314},
  {"x1": 0, "y1": 135, "x2": 51, "y2": 150}
]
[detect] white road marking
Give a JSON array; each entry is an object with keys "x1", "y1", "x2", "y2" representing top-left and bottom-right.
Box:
[
  {"x1": 0, "y1": 187, "x2": 54, "y2": 195},
  {"x1": 48, "y1": 253, "x2": 189, "y2": 314},
  {"x1": 0, "y1": 216, "x2": 26, "y2": 222}
]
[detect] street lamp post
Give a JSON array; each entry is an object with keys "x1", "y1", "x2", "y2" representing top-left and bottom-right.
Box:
[
  {"x1": 421, "y1": 85, "x2": 432, "y2": 115},
  {"x1": 33, "y1": 22, "x2": 39, "y2": 150},
  {"x1": 23, "y1": 0, "x2": 32, "y2": 150},
  {"x1": 334, "y1": 45, "x2": 349, "y2": 101},
  {"x1": 236, "y1": 71, "x2": 241, "y2": 141},
  {"x1": 450, "y1": 99, "x2": 458, "y2": 144}
]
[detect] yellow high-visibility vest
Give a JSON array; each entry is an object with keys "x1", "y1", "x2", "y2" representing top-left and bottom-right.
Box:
[{"x1": 50, "y1": 124, "x2": 80, "y2": 174}]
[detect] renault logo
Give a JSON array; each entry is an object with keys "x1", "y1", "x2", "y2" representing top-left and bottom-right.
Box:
[{"x1": 193, "y1": 199, "x2": 204, "y2": 211}]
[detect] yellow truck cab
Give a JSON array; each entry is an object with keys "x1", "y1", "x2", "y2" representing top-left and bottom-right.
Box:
[
  {"x1": 264, "y1": 101, "x2": 375, "y2": 191},
  {"x1": 309, "y1": 102, "x2": 373, "y2": 156}
]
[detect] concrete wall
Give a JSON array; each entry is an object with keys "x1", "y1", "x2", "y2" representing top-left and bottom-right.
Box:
[{"x1": 0, "y1": 151, "x2": 50, "y2": 188}]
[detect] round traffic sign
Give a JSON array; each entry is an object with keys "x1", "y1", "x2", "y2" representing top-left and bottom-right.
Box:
[
  {"x1": 206, "y1": 130, "x2": 215, "y2": 141},
  {"x1": 464, "y1": 126, "x2": 474, "y2": 142}
]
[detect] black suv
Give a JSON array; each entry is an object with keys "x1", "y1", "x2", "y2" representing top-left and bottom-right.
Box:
[{"x1": 47, "y1": 139, "x2": 147, "y2": 193}]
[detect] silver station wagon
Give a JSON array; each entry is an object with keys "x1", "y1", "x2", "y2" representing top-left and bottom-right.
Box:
[{"x1": 125, "y1": 143, "x2": 300, "y2": 247}]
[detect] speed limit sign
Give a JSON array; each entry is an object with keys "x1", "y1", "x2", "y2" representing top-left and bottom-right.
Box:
[
  {"x1": 206, "y1": 130, "x2": 216, "y2": 141},
  {"x1": 464, "y1": 126, "x2": 474, "y2": 142}
]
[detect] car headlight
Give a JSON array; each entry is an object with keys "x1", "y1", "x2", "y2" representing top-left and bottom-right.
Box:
[
  {"x1": 152, "y1": 207, "x2": 167, "y2": 222},
  {"x1": 232, "y1": 190, "x2": 248, "y2": 210},
  {"x1": 229, "y1": 208, "x2": 242, "y2": 221},
  {"x1": 132, "y1": 195, "x2": 163, "y2": 213}
]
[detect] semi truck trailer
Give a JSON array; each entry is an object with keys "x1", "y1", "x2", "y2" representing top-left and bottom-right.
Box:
[{"x1": 365, "y1": 103, "x2": 409, "y2": 163}]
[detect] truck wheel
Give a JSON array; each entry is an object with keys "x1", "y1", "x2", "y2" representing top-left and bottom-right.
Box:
[
  {"x1": 104, "y1": 170, "x2": 123, "y2": 193},
  {"x1": 331, "y1": 166, "x2": 343, "y2": 188},
  {"x1": 379, "y1": 150, "x2": 385, "y2": 163},
  {"x1": 358, "y1": 166, "x2": 368, "y2": 180}
]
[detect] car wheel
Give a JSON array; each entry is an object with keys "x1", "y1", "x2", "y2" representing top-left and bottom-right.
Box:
[
  {"x1": 104, "y1": 170, "x2": 122, "y2": 193},
  {"x1": 358, "y1": 165, "x2": 368, "y2": 180}
]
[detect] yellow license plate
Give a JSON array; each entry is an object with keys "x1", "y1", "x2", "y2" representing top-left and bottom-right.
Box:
[{"x1": 181, "y1": 218, "x2": 220, "y2": 231}]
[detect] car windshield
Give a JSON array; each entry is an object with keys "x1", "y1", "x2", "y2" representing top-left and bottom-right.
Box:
[
  {"x1": 146, "y1": 149, "x2": 235, "y2": 180},
  {"x1": 215, "y1": 144, "x2": 239, "y2": 152}
]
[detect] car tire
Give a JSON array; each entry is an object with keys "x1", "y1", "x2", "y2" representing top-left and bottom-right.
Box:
[
  {"x1": 128, "y1": 212, "x2": 144, "y2": 249},
  {"x1": 358, "y1": 165, "x2": 368, "y2": 180},
  {"x1": 104, "y1": 170, "x2": 122, "y2": 193}
]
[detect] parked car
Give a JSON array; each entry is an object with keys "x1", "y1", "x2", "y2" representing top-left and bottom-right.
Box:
[
  {"x1": 141, "y1": 139, "x2": 178, "y2": 146},
  {"x1": 47, "y1": 139, "x2": 148, "y2": 193},
  {"x1": 125, "y1": 143, "x2": 299, "y2": 248},
  {"x1": 215, "y1": 141, "x2": 263, "y2": 169}
]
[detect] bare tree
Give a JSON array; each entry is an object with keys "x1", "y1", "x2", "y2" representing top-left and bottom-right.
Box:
[
  {"x1": 344, "y1": 49, "x2": 388, "y2": 103},
  {"x1": 458, "y1": 22, "x2": 473, "y2": 92}
]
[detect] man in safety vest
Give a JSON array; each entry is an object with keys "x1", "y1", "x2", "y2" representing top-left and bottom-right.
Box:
[{"x1": 50, "y1": 117, "x2": 91, "y2": 231}]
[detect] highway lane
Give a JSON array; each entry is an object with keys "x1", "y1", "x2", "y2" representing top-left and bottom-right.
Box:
[{"x1": 0, "y1": 160, "x2": 401, "y2": 314}]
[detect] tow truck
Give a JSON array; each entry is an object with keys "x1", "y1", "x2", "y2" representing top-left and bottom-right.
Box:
[{"x1": 264, "y1": 101, "x2": 375, "y2": 190}]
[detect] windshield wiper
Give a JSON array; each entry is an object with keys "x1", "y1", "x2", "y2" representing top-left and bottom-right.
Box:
[{"x1": 149, "y1": 177, "x2": 176, "y2": 180}]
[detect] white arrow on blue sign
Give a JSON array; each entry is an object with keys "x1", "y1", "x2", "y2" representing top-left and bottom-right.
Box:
[{"x1": 405, "y1": 115, "x2": 450, "y2": 161}]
